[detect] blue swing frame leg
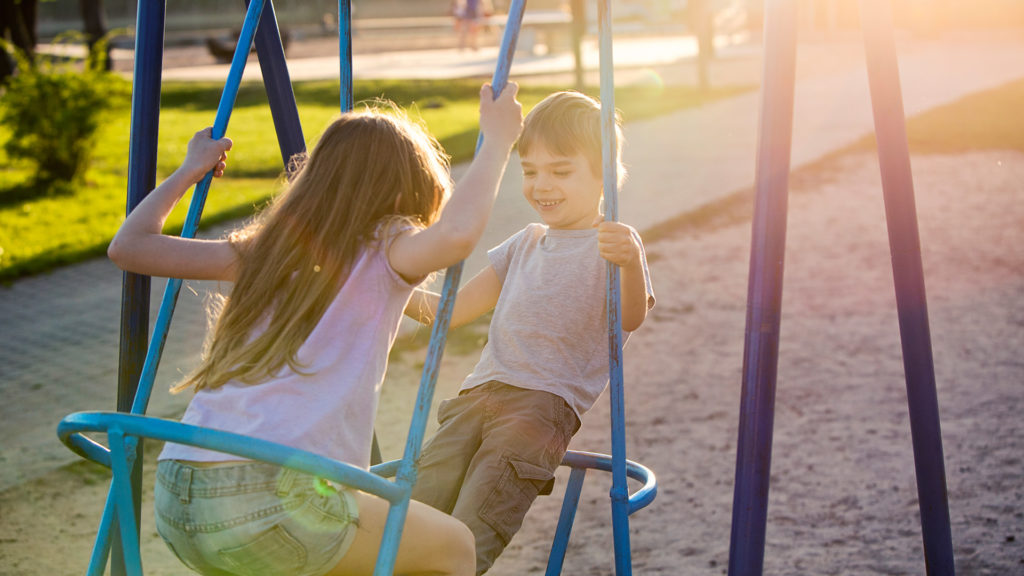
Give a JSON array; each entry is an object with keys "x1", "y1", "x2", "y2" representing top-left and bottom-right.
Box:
[
  {"x1": 859, "y1": 1, "x2": 954, "y2": 572},
  {"x1": 726, "y1": 0, "x2": 799, "y2": 574},
  {"x1": 250, "y1": 0, "x2": 305, "y2": 165},
  {"x1": 112, "y1": 1, "x2": 165, "y2": 574},
  {"x1": 728, "y1": 1, "x2": 954, "y2": 574}
]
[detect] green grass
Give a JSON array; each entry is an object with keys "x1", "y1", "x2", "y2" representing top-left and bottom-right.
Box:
[{"x1": 0, "y1": 78, "x2": 746, "y2": 281}]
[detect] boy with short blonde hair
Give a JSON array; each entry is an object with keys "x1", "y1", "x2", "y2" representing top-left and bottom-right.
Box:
[{"x1": 406, "y1": 90, "x2": 654, "y2": 575}]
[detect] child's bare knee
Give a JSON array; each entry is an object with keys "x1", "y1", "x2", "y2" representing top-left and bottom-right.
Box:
[{"x1": 442, "y1": 520, "x2": 476, "y2": 576}]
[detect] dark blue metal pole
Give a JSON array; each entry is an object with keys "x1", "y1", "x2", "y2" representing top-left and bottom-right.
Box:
[
  {"x1": 859, "y1": 1, "x2": 955, "y2": 573},
  {"x1": 726, "y1": 1, "x2": 799, "y2": 575},
  {"x1": 113, "y1": 2, "x2": 165, "y2": 574},
  {"x1": 250, "y1": 0, "x2": 305, "y2": 165},
  {"x1": 596, "y1": 1, "x2": 631, "y2": 575},
  {"x1": 372, "y1": 2, "x2": 527, "y2": 574}
]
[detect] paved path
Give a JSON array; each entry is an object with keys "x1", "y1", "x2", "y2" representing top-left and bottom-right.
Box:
[{"x1": 3, "y1": 30, "x2": 1024, "y2": 492}]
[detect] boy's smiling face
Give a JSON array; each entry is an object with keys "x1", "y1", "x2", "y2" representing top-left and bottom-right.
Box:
[{"x1": 520, "y1": 143, "x2": 603, "y2": 230}]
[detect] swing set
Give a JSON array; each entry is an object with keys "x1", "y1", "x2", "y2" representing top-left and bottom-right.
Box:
[
  {"x1": 60, "y1": 0, "x2": 957, "y2": 574},
  {"x1": 58, "y1": 1, "x2": 656, "y2": 575}
]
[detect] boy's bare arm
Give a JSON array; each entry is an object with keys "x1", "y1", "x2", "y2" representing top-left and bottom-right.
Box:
[
  {"x1": 618, "y1": 249, "x2": 649, "y2": 332},
  {"x1": 404, "y1": 265, "x2": 502, "y2": 329},
  {"x1": 596, "y1": 221, "x2": 649, "y2": 332}
]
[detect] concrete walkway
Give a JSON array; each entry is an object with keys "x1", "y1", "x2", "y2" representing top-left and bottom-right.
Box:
[{"x1": 3, "y1": 30, "x2": 1024, "y2": 492}]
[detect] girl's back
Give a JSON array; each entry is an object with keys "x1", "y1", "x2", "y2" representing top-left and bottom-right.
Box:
[{"x1": 159, "y1": 225, "x2": 420, "y2": 469}]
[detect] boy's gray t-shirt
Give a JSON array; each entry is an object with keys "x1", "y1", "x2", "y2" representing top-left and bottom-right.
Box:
[{"x1": 460, "y1": 223, "x2": 655, "y2": 417}]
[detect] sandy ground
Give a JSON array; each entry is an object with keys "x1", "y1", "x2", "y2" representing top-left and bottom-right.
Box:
[{"x1": 1, "y1": 149, "x2": 1021, "y2": 574}]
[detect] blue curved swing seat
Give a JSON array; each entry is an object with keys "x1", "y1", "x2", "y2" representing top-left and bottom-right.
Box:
[{"x1": 59, "y1": 1, "x2": 655, "y2": 575}]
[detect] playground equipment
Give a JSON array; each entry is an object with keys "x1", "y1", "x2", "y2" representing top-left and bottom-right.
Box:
[
  {"x1": 727, "y1": 0, "x2": 955, "y2": 575},
  {"x1": 58, "y1": 1, "x2": 656, "y2": 575}
]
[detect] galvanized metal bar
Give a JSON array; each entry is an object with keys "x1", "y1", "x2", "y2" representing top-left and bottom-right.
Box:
[
  {"x1": 251, "y1": 0, "x2": 305, "y2": 165},
  {"x1": 859, "y1": 1, "x2": 954, "y2": 573},
  {"x1": 726, "y1": 1, "x2": 799, "y2": 575},
  {"x1": 372, "y1": 3, "x2": 527, "y2": 574},
  {"x1": 545, "y1": 467, "x2": 587, "y2": 576},
  {"x1": 596, "y1": 1, "x2": 631, "y2": 575}
]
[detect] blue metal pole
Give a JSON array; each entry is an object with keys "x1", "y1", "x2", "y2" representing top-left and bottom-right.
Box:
[
  {"x1": 113, "y1": 2, "x2": 164, "y2": 573},
  {"x1": 545, "y1": 467, "x2": 587, "y2": 576},
  {"x1": 108, "y1": 429, "x2": 143, "y2": 576},
  {"x1": 726, "y1": 1, "x2": 799, "y2": 575},
  {"x1": 859, "y1": 1, "x2": 954, "y2": 573},
  {"x1": 339, "y1": 0, "x2": 353, "y2": 112},
  {"x1": 596, "y1": 2, "x2": 631, "y2": 575},
  {"x1": 120, "y1": 0, "x2": 164, "y2": 415},
  {"x1": 87, "y1": 488, "x2": 116, "y2": 576},
  {"x1": 372, "y1": 2, "x2": 527, "y2": 574},
  {"x1": 250, "y1": 0, "x2": 305, "y2": 165}
]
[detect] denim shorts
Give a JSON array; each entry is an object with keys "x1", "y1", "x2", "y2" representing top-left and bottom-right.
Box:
[{"x1": 154, "y1": 459, "x2": 359, "y2": 576}]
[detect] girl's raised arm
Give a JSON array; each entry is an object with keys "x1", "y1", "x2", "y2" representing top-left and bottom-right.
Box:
[
  {"x1": 107, "y1": 128, "x2": 239, "y2": 281},
  {"x1": 388, "y1": 83, "x2": 523, "y2": 280}
]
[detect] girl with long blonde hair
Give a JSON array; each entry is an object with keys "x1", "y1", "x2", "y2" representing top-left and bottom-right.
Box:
[{"x1": 107, "y1": 83, "x2": 523, "y2": 576}]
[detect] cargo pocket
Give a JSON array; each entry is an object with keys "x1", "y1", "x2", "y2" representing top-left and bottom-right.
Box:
[
  {"x1": 479, "y1": 456, "x2": 556, "y2": 544},
  {"x1": 219, "y1": 524, "x2": 307, "y2": 575}
]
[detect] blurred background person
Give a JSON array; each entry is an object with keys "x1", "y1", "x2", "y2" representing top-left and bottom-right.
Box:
[
  {"x1": 0, "y1": 0, "x2": 37, "y2": 84},
  {"x1": 452, "y1": 0, "x2": 492, "y2": 51}
]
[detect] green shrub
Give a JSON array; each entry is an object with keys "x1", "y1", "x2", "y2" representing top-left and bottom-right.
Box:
[{"x1": 0, "y1": 35, "x2": 129, "y2": 186}]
